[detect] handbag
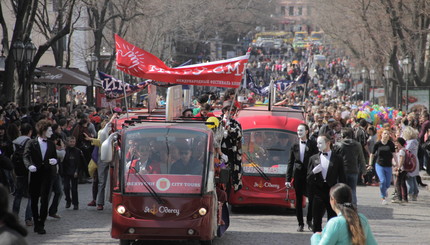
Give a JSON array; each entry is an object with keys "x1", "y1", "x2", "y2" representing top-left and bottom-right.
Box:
[{"x1": 88, "y1": 159, "x2": 98, "y2": 178}]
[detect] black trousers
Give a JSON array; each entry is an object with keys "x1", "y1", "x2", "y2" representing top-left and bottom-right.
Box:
[
  {"x1": 311, "y1": 182, "x2": 336, "y2": 232},
  {"x1": 62, "y1": 175, "x2": 79, "y2": 205},
  {"x1": 29, "y1": 165, "x2": 53, "y2": 230},
  {"x1": 294, "y1": 178, "x2": 312, "y2": 226}
]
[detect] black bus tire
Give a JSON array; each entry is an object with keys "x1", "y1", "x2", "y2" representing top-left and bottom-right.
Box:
[
  {"x1": 200, "y1": 240, "x2": 213, "y2": 245},
  {"x1": 119, "y1": 239, "x2": 131, "y2": 245}
]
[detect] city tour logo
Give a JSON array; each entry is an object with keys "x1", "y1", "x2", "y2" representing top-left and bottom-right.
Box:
[
  {"x1": 144, "y1": 204, "x2": 180, "y2": 216},
  {"x1": 254, "y1": 180, "x2": 280, "y2": 189},
  {"x1": 156, "y1": 178, "x2": 171, "y2": 191}
]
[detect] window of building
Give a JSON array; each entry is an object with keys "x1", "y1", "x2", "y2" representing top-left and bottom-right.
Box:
[
  {"x1": 307, "y1": 6, "x2": 312, "y2": 16},
  {"x1": 298, "y1": 7, "x2": 303, "y2": 16},
  {"x1": 281, "y1": 6, "x2": 286, "y2": 15},
  {"x1": 289, "y1": 6, "x2": 294, "y2": 16}
]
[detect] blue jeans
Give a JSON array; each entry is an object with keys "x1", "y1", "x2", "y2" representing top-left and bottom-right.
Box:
[
  {"x1": 375, "y1": 164, "x2": 392, "y2": 199},
  {"x1": 406, "y1": 176, "x2": 419, "y2": 196},
  {"x1": 12, "y1": 175, "x2": 32, "y2": 221},
  {"x1": 346, "y1": 173, "x2": 358, "y2": 205}
]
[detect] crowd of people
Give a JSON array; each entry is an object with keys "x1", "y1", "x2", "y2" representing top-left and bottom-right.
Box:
[
  {"x1": 0, "y1": 102, "x2": 116, "y2": 236},
  {"x1": 183, "y1": 46, "x2": 430, "y2": 244},
  {"x1": 0, "y1": 41, "x2": 429, "y2": 245}
]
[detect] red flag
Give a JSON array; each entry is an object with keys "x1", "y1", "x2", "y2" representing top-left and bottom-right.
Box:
[{"x1": 115, "y1": 34, "x2": 249, "y2": 88}]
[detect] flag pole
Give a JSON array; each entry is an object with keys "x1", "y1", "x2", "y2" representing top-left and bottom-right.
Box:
[
  {"x1": 120, "y1": 71, "x2": 130, "y2": 119},
  {"x1": 301, "y1": 63, "x2": 309, "y2": 103}
]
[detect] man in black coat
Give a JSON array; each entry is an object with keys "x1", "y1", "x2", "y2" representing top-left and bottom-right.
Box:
[
  {"x1": 286, "y1": 123, "x2": 318, "y2": 232},
  {"x1": 307, "y1": 134, "x2": 346, "y2": 233},
  {"x1": 23, "y1": 120, "x2": 58, "y2": 235}
]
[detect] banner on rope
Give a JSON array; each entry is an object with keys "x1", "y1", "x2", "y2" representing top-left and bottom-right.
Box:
[{"x1": 115, "y1": 34, "x2": 249, "y2": 88}]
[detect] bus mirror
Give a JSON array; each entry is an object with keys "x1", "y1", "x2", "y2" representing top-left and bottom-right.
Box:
[{"x1": 101, "y1": 132, "x2": 117, "y2": 163}]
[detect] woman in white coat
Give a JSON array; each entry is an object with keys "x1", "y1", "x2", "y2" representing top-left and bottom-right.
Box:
[{"x1": 402, "y1": 126, "x2": 420, "y2": 201}]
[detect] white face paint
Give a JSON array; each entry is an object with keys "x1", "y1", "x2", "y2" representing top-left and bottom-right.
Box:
[
  {"x1": 45, "y1": 127, "x2": 53, "y2": 139},
  {"x1": 317, "y1": 136, "x2": 327, "y2": 152},
  {"x1": 297, "y1": 125, "x2": 307, "y2": 139}
]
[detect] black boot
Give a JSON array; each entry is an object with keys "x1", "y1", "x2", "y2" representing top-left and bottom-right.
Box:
[{"x1": 416, "y1": 176, "x2": 428, "y2": 187}]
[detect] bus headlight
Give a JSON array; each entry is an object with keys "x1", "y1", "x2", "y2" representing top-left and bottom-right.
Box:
[
  {"x1": 187, "y1": 229, "x2": 195, "y2": 235},
  {"x1": 198, "y1": 208, "x2": 207, "y2": 216},
  {"x1": 117, "y1": 205, "x2": 126, "y2": 214}
]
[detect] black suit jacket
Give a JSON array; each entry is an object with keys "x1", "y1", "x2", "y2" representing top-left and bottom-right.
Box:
[
  {"x1": 286, "y1": 139, "x2": 318, "y2": 182},
  {"x1": 23, "y1": 138, "x2": 58, "y2": 176},
  {"x1": 307, "y1": 152, "x2": 346, "y2": 189}
]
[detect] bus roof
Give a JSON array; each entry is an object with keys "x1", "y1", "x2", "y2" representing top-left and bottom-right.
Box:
[
  {"x1": 120, "y1": 120, "x2": 211, "y2": 133},
  {"x1": 235, "y1": 106, "x2": 304, "y2": 131}
]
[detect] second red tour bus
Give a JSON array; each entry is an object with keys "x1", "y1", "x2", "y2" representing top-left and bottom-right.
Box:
[{"x1": 228, "y1": 106, "x2": 306, "y2": 209}]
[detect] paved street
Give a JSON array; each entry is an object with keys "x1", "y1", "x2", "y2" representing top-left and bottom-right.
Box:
[{"x1": 12, "y1": 175, "x2": 430, "y2": 245}]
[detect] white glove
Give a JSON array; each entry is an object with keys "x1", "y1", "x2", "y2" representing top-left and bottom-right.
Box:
[
  {"x1": 49, "y1": 158, "x2": 57, "y2": 165},
  {"x1": 312, "y1": 164, "x2": 323, "y2": 174},
  {"x1": 285, "y1": 182, "x2": 291, "y2": 188},
  {"x1": 221, "y1": 154, "x2": 229, "y2": 163},
  {"x1": 29, "y1": 165, "x2": 37, "y2": 172}
]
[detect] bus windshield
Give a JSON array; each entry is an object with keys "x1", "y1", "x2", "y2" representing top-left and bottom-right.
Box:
[
  {"x1": 122, "y1": 128, "x2": 208, "y2": 194},
  {"x1": 311, "y1": 33, "x2": 322, "y2": 39},
  {"x1": 242, "y1": 130, "x2": 295, "y2": 175}
]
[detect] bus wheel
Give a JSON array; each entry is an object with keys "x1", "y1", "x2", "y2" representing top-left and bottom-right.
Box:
[
  {"x1": 119, "y1": 239, "x2": 131, "y2": 245},
  {"x1": 230, "y1": 205, "x2": 241, "y2": 213},
  {"x1": 200, "y1": 240, "x2": 213, "y2": 245}
]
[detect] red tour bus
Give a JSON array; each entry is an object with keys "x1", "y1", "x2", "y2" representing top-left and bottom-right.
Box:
[
  {"x1": 101, "y1": 117, "x2": 228, "y2": 245},
  {"x1": 228, "y1": 105, "x2": 306, "y2": 209}
]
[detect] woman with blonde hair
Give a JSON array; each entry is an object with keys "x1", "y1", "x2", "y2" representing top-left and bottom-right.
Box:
[
  {"x1": 402, "y1": 126, "x2": 420, "y2": 200},
  {"x1": 369, "y1": 128, "x2": 396, "y2": 205},
  {"x1": 311, "y1": 183, "x2": 377, "y2": 245}
]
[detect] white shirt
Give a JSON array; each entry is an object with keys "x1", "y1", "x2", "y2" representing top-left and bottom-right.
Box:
[
  {"x1": 38, "y1": 137, "x2": 48, "y2": 160},
  {"x1": 299, "y1": 140, "x2": 307, "y2": 163},
  {"x1": 319, "y1": 151, "x2": 332, "y2": 181}
]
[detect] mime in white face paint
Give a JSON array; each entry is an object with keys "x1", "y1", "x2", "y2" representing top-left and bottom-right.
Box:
[
  {"x1": 44, "y1": 127, "x2": 53, "y2": 139},
  {"x1": 317, "y1": 136, "x2": 330, "y2": 153},
  {"x1": 297, "y1": 125, "x2": 307, "y2": 140}
]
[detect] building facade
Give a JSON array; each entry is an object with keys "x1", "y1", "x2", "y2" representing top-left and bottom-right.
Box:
[{"x1": 274, "y1": 0, "x2": 315, "y2": 33}]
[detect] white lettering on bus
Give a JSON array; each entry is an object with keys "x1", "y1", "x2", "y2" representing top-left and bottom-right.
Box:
[
  {"x1": 159, "y1": 206, "x2": 180, "y2": 216},
  {"x1": 253, "y1": 181, "x2": 280, "y2": 189},
  {"x1": 264, "y1": 182, "x2": 280, "y2": 189}
]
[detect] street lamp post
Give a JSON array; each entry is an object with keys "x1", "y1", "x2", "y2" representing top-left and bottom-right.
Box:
[
  {"x1": 85, "y1": 53, "x2": 98, "y2": 106},
  {"x1": 369, "y1": 69, "x2": 375, "y2": 104},
  {"x1": 351, "y1": 70, "x2": 360, "y2": 101},
  {"x1": 352, "y1": 71, "x2": 360, "y2": 101},
  {"x1": 361, "y1": 68, "x2": 368, "y2": 103},
  {"x1": 383, "y1": 64, "x2": 393, "y2": 107},
  {"x1": 0, "y1": 48, "x2": 6, "y2": 72},
  {"x1": 402, "y1": 57, "x2": 412, "y2": 112},
  {"x1": 349, "y1": 67, "x2": 355, "y2": 96},
  {"x1": 12, "y1": 39, "x2": 37, "y2": 107}
]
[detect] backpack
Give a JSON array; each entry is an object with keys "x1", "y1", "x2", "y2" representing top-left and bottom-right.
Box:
[
  {"x1": 403, "y1": 149, "x2": 417, "y2": 172},
  {"x1": 12, "y1": 138, "x2": 30, "y2": 176}
]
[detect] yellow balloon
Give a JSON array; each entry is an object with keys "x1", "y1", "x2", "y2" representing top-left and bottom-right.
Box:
[{"x1": 206, "y1": 116, "x2": 219, "y2": 129}]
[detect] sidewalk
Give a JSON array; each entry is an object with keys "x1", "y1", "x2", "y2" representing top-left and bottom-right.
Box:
[
  {"x1": 419, "y1": 170, "x2": 430, "y2": 180},
  {"x1": 357, "y1": 178, "x2": 430, "y2": 245}
]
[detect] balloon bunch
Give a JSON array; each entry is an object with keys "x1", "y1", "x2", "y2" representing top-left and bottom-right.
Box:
[{"x1": 356, "y1": 101, "x2": 403, "y2": 128}]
